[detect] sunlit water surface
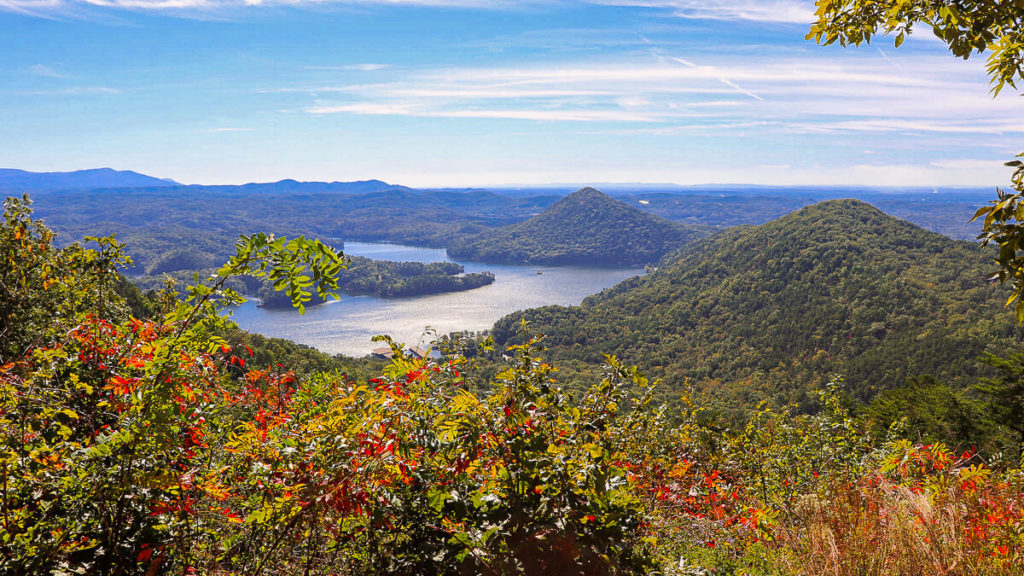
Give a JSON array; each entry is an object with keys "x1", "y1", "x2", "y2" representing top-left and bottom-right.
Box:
[{"x1": 230, "y1": 242, "x2": 642, "y2": 356}]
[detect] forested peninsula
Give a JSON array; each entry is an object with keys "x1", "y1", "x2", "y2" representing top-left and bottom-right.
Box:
[
  {"x1": 259, "y1": 256, "x2": 495, "y2": 306},
  {"x1": 131, "y1": 254, "x2": 496, "y2": 308}
]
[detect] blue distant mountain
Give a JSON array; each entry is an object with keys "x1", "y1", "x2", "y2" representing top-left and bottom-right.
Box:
[
  {"x1": 191, "y1": 179, "x2": 410, "y2": 195},
  {"x1": 0, "y1": 168, "x2": 181, "y2": 192},
  {"x1": 0, "y1": 168, "x2": 412, "y2": 196}
]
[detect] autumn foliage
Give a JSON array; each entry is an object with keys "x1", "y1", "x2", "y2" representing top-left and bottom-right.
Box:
[{"x1": 1, "y1": 195, "x2": 1022, "y2": 575}]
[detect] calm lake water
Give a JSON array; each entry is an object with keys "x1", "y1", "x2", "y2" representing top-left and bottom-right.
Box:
[{"x1": 230, "y1": 242, "x2": 642, "y2": 356}]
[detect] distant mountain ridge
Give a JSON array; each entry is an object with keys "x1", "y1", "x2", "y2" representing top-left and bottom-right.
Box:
[
  {"x1": 492, "y1": 199, "x2": 1022, "y2": 405},
  {"x1": 0, "y1": 168, "x2": 179, "y2": 192},
  {"x1": 447, "y1": 187, "x2": 713, "y2": 266},
  {"x1": 0, "y1": 168, "x2": 412, "y2": 196},
  {"x1": 182, "y1": 179, "x2": 410, "y2": 195}
]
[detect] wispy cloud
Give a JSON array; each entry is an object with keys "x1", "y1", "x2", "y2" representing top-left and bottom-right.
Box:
[
  {"x1": 2, "y1": 0, "x2": 815, "y2": 21},
  {"x1": 29, "y1": 64, "x2": 66, "y2": 78},
  {"x1": 307, "y1": 102, "x2": 671, "y2": 122},
  {"x1": 0, "y1": 0, "x2": 521, "y2": 14},
  {"x1": 589, "y1": 0, "x2": 814, "y2": 24},
  {"x1": 666, "y1": 56, "x2": 762, "y2": 101},
  {"x1": 305, "y1": 63, "x2": 390, "y2": 71},
  {"x1": 295, "y1": 51, "x2": 1021, "y2": 139},
  {"x1": 0, "y1": 0, "x2": 63, "y2": 12},
  {"x1": 788, "y1": 118, "x2": 1024, "y2": 136},
  {"x1": 16, "y1": 86, "x2": 120, "y2": 95},
  {"x1": 200, "y1": 127, "x2": 253, "y2": 132},
  {"x1": 931, "y1": 158, "x2": 1004, "y2": 170}
]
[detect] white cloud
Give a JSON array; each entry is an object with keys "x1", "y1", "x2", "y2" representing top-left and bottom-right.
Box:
[
  {"x1": 294, "y1": 51, "x2": 1020, "y2": 136},
  {"x1": 0, "y1": 0, "x2": 821, "y2": 26},
  {"x1": 338, "y1": 63, "x2": 390, "y2": 71},
  {"x1": 589, "y1": 0, "x2": 814, "y2": 24},
  {"x1": 29, "y1": 64, "x2": 66, "y2": 78},
  {"x1": 1, "y1": 0, "x2": 520, "y2": 12},
  {"x1": 0, "y1": 0, "x2": 63, "y2": 17},
  {"x1": 200, "y1": 127, "x2": 254, "y2": 132},
  {"x1": 307, "y1": 101, "x2": 671, "y2": 122},
  {"x1": 1, "y1": 0, "x2": 819, "y2": 19},
  {"x1": 826, "y1": 162, "x2": 1001, "y2": 187},
  {"x1": 0, "y1": 0, "x2": 63, "y2": 9},
  {"x1": 930, "y1": 158, "x2": 1006, "y2": 171},
  {"x1": 788, "y1": 119, "x2": 1024, "y2": 136},
  {"x1": 17, "y1": 86, "x2": 120, "y2": 94}
]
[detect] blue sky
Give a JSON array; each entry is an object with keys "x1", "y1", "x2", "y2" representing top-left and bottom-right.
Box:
[{"x1": 1, "y1": 0, "x2": 1022, "y2": 188}]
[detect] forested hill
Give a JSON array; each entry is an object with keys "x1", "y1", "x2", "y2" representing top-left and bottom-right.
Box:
[
  {"x1": 446, "y1": 187, "x2": 713, "y2": 266},
  {"x1": 493, "y1": 199, "x2": 1023, "y2": 407}
]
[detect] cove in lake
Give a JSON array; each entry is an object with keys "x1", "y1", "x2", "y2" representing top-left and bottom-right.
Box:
[{"x1": 230, "y1": 242, "x2": 643, "y2": 357}]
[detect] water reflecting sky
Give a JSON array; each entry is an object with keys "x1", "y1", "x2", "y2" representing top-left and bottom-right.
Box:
[{"x1": 230, "y1": 242, "x2": 642, "y2": 356}]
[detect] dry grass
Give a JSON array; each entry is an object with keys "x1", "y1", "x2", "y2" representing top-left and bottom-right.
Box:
[{"x1": 769, "y1": 480, "x2": 1023, "y2": 576}]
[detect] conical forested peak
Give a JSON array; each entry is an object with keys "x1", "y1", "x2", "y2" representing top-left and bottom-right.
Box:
[
  {"x1": 536, "y1": 187, "x2": 656, "y2": 225},
  {"x1": 564, "y1": 186, "x2": 611, "y2": 201},
  {"x1": 446, "y1": 187, "x2": 711, "y2": 266}
]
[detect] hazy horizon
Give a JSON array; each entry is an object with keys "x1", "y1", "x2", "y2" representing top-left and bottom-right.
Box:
[{"x1": 0, "y1": 165, "x2": 1002, "y2": 193}]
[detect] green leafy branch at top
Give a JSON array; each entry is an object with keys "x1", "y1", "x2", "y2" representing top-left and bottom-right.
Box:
[{"x1": 808, "y1": 0, "x2": 1024, "y2": 94}]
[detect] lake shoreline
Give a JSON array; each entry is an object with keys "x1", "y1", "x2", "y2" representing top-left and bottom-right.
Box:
[{"x1": 230, "y1": 241, "x2": 644, "y2": 357}]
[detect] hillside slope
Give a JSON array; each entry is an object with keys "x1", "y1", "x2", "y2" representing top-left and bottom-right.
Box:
[
  {"x1": 492, "y1": 199, "x2": 1022, "y2": 405},
  {"x1": 447, "y1": 187, "x2": 712, "y2": 266}
]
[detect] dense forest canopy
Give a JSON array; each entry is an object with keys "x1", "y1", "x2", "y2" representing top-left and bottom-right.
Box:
[{"x1": 492, "y1": 200, "x2": 1023, "y2": 408}]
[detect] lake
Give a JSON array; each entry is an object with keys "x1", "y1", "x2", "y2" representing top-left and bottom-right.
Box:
[{"x1": 230, "y1": 242, "x2": 643, "y2": 356}]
